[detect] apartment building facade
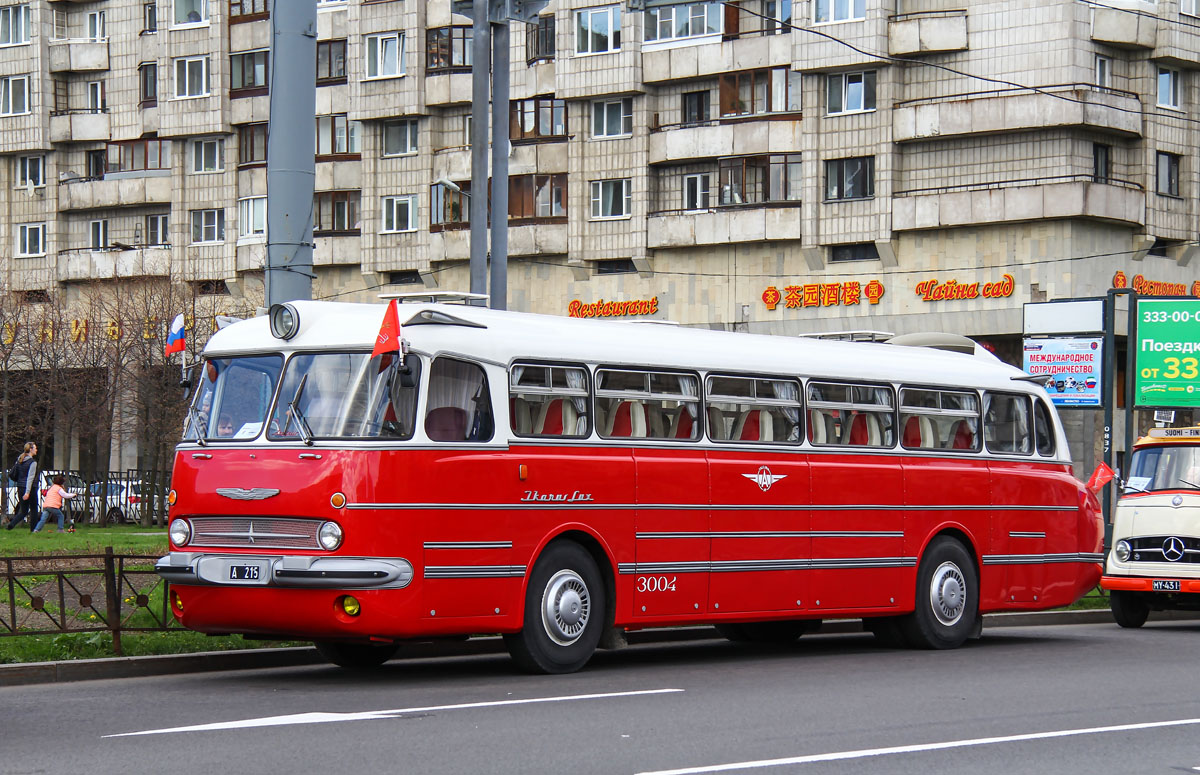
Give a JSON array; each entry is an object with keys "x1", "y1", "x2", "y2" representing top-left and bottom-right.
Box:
[{"x1": 1, "y1": 0, "x2": 1198, "y2": 471}]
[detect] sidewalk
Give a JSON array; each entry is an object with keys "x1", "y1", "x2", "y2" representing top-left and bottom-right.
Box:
[{"x1": 3, "y1": 608, "x2": 1170, "y2": 688}]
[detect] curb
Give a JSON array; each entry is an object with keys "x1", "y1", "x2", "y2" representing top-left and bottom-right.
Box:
[{"x1": 6, "y1": 607, "x2": 1190, "y2": 688}]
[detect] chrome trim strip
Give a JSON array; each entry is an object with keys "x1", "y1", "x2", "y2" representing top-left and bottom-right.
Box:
[
  {"x1": 349, "y1": 501, "x2": 1076, "y2": 513},
  {"x1": 635, "y1": 531, "x2": 904, "y2": 539},
  {"x1": 982, "y1": 552, "x2": 1105, "y2": 565},
  {"x1": 1009, "y1": 531, "x2": 1047, "y2": 539},
  {"x1": 423, "y1": 541, "x2": 514, "y2": 550},
  {"x1": 617, "y1": 557, "x2": 918, "y2": 574},
  {"x1": 154, "y1": 553, "x2": 414, "y2": 589},
  {"x1": 424, "y1": 565, "x2": 526, "y2": 579}
]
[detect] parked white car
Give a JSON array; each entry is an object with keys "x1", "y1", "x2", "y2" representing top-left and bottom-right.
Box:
[{"x1": 88, "y1": 480, "x2": 144, "y2": 524}]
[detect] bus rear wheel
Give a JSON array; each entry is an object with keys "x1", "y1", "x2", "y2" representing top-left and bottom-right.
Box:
[
  {"x1": 716, "y1": 620, "x2": 819, "y2": 644},
  {"x1": 505, "y1": 541, "x2": 605, "y2": 674},
  {"x1": 1109, "y1": 590, "x2": 1150, "y2": 628},
  {"x1": 314, "y1": 641, "x2": 399, "y2": 669},
  {"x1": 901, "y1": 537, "x2": 978, "y2": 649}
]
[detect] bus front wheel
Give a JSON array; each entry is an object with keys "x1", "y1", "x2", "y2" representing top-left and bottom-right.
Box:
[
  {"x1": 505, "y1": 541, "x2": 605, "y2": 674},
  {"x1": 1109, "y1": 590, "x2": 1150, "y2": 628},
  {"x1": 314, "y1": 641, "x2": 399, "y2": 669},
  {"x1": 902, "y1": 537, "x2": 978, "y2": 649}
]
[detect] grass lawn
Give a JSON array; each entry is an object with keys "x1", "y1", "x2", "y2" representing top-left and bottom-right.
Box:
[
  {"x1": 0, "y1": 523, "x2": 167, "y2": 557},
  {"x1": 0, "y1": 631, "x2": 308, "y2": 664}
]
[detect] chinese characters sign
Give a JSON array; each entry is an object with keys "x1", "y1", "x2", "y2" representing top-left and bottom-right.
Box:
[{"x1": 762, "y1": 281, "x2": 885, "y2": 310}]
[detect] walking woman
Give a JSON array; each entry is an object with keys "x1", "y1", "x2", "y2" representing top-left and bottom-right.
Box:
[{"x1": 6, "y1": 442, "x2": 39, "y2": 531}]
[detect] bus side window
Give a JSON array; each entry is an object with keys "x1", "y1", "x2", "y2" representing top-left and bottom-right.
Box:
[
  {"x1": 1033, "y1": 399, "x2": 1055, "y2": 456},
  {"x1": 707, "y1": 375, "x2": 802, "y2": 445},
  {"x1": 984, "y1": 392, "x2": 1032, "y2": 455},
  {"x1": 807, "y1": 381, "x2": 893, "y2": 448},
  {"x1": 426, "y1": 357, "x2": 492, "y2": 442},
  {"x1": 509, "y1": 363, "x2": 590, "y2": 438}
]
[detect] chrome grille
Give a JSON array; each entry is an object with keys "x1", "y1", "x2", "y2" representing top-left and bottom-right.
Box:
[
  {"x1": 1130, "y1": 536, "x2": 1200, "y2": 564},
  {"x1": 188, "y1": 517, "x2": 321, "y2": 550}
]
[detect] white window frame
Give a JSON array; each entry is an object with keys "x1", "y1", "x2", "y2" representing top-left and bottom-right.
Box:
[
  {"x1": 644, "y1": 2, "x2": 721, "y2": 43},
  {"x1": 683, "y1": 173, "x2": 711, "y2": 211},
  {"x1": 590, "y1": 178, "x2": 632, "y2": 219},
  {"x1": 827, "y1": 70, "x2": 876, "y2": 115},
  {"x1": 0, "y1": 75, "x2": 29, "y2": 116},
  {"x1": 1184, "y1": 0, "x2": 1198, "y2": 17},
  {"x1": 87, "y1": 10, "x2": 106, "y2": 40},
  {"x1": 16, "y1": 154, "x2": 43, "y2": 188},
  {"x1": 576, "y1": 6, "x2": 621, "y2": 55},
  {"x1": 16, "y1": 222, "x2": 45, "y2": 257},
  {"x1": 1158, "y1": 66, "x2": 1181, "y2": 109},
  {"x1": 814, "y1": 0, "x2": 864, "y2": 23},
  {"x1": 146, "y1": 213, "x2": 169, "y2": 245},
  {"x1": 0, "y1": 5, "x2": 30, "y2": 46},
  {"x1": 174, "y1": 56, "x2": 210, "y2": 99},
  {"x1": 1095, "y1": 55, "x2": 1111, "y2": 88},
  {"x1": 87, "y1": 81, "x2": 105, "y2": 111},
  {"x1": 191, "y1": 138, "x2": 224, "y2": 173},
  {"x1": 382, "y1": 118, "x2": 418, "y2": 156},
  {"x1": 237, "y1": 196, "x2": 266, "y2": 242},
  {"x1": 190, "y1": 208, "x2": 225, "y2": 244},
  {"x1": 381, "y1": 195, "x2": 417, "y2": 233},
  {"x1": 144, "y1": 2, "x2": 158, "y2": 32},
  {"x1": 173, "y1": 0, "x2": 208, "y2": 26},
  {"x1": 365, "y1": 32, "x2": 403, "y2": 79},
  {"x1": 592, "y1": 97, "x2": 633, "y2": 138},
  {"x1": 89, "y1": 219, "x2": 109, "y2": 250}
]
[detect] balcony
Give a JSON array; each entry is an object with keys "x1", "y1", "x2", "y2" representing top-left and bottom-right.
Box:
[
  {"x1": 1091, "y1": 3, "x2": 1157, "y2": 49},
  {"x1": 508, "y1": 219, "x2": 567, "y2": 256},
  {"x1": 892, "y1": 175, "x2": 1145, "y2": 231},
  {"x1": 892, "y1": 84, "x2": 1143, "y2": 142},
  {"x1": 648, "y1": 203, "x2": 801, "y2": 249},
  {"x1": 423, "y1": 71, "x2": 472, "y2": 107},
  {"x1": 888, "y1": 10, "x2": 967, "y2": 56},
  {"x1": 649, "y1": 116, "x2": 802, "y2": 164},
  {"x1": 48, "y1": 38, "x2": 110, "y2": 72},
  {"x1": 642, "y1": 33, "x2": 792, "y2": 84},
  {"x1": 57, "y1": 173, "x2": 172, "y2": 211},
  {"x1": 49, "y1": 110, "x2": 110, "y2": 143},
  {"x1": 57, "y1": 246, "x2": 172, "y2": 282}
]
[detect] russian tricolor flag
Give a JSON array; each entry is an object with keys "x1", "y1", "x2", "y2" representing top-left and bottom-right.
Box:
[{"x1": 164, "y1": 314, "x2": 186, "y2": 357}]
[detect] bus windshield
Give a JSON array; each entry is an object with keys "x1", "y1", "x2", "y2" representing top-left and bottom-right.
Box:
[
  {"x1": 184, "y1": 355, "x2": 284, "y2": 441},
  {"x1": 267, "y1": 351, "x2": 419, "y2": 440},
  {"x1": 1125, "y1": 445, "x2": 1200, "y2": 493}
]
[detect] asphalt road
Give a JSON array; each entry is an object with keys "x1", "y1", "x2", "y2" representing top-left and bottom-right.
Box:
[{"x1": 3, "y1": 620, "x2": 1200, "y2": 775}]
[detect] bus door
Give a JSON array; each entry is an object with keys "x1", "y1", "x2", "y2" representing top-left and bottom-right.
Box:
[{"x1": 633, "y1": 447, "x2": 710, "y2": 617}]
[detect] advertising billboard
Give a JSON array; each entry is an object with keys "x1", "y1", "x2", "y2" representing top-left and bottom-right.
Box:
[
  {"x1": 1022, "y1": 336, "x2": 1103, "y2": 407},
  {"x1": 1135, "y1": 299, "x2": 1200, "y2": 408}
]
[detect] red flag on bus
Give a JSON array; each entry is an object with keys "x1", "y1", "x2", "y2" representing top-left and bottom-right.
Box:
[
  {"x1": 372, "y1": 299, "x2": 402, "y2": 359},
  {"x1": 1086, "y1": 462, "x2": 1115, "y2": 493}
]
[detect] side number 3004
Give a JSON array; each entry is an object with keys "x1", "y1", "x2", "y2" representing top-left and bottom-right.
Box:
[{"x1": 636, "y1": 575, "x2": 677, "y2": 592}]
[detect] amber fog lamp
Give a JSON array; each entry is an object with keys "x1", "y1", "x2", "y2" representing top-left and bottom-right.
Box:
[
  {"x1": 340, "y1": 596, "x2": 361, "y2": 617},
  {"x1": 330, "y1": 492, "x2": 346, "y2": 509},
  {"x1": 170, "y1": 590, "x2": 184, "y2": 613},
  {"x1": 269, "y1": 303, "x2": 300, "y2": 340},
  {"x1": 169, "y1": 518, "x2": 191, "y2": 547},
  {"x1": 167, "y1": 489, "x2": 177, "y2": 506}
]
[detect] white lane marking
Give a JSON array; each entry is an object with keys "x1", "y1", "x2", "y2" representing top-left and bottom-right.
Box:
[
  {"x1": 104, "y1": 688, "x2": 684, "y2": 738},
  {"x1": 637, "y1": 717, "x2": 1200, "y2": 775}
]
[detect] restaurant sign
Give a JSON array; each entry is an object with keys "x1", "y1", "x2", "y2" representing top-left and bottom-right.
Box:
[
  {"x1": 1113, "y1": 271, "x2": 1200, "y2": 298},
  {"x1": 762, "y1": 280, "x2": 885, "y2": 310},
  {"x1": 915, "y1": 274, "x2": 1015, "y2": 302}
]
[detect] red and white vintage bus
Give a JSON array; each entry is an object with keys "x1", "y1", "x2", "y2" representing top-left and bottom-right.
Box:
[{"x1": 157, "y1": 299, "x2": 1104, "y2": 673}]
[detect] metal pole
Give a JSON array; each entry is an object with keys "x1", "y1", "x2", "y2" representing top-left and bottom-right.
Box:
[
  {"x1": 1123, "y1": 291, "x2": 1138, "y2": 481},
  {"x1": 1102, "y1": 291, "x2": 1115, "y2": 537},
  {"x1": 489, "y1": 20, "x2": 509, "y2": 311},
  {"x1": 469, "y1": 0, "x2": 491, "y2": 303}
]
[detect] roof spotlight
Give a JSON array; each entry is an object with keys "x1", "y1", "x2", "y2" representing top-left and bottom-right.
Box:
[{"x1": 269, "y1": 303, "x2": 300, "y2": 340}]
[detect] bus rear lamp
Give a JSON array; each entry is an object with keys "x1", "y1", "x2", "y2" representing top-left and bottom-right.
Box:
[
  {"x1": 340, "y1": 596, "x2": 361, "y2": 617},
  {"x1": 167, "y1": 489, "x2": 177, "y2": 506},
  {"x1": 318, "y1": 521, "x2": 343, "y2": 551},
  {"x1": 330, "y1": 492, "x2": 346, "y2": 509},
  {"x1": 1114, "y1": 540, "x2": 1131, "y2": 563},
  {"x1": 169, "y1": 518, "x2": 192, "y2": 547}
]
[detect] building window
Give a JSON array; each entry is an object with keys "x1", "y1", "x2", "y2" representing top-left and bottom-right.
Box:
[
  {"x1": 314, "y1": 190, "x2": 360, "y2": 235},
  {"x1": 576, "y1": 6, "x2": 621, "y2": 54},
  {"x1": 0, "y1": 75, "x2": 29, "y2": 115},
  {"x1": 830, "y1": 243, "x2": 879, "y2": 262},
  {"x1": 510, "y1": 96, "x2": 566, "y2": 141},
  {"x1": 191, "y1": 138, "x2": 224, "y2": 173},
  {"x1": 1158, "y1": 66, "x2": 1180, "y2": 109},
  {"x1": 431, "y1": 182, "x2": 469, "y2": 228},
  {"x1": 230, "y1": 0, "x2": 267, "y2": 20},
  {"x1": 510, "y1": 173, "x2": 566, "y2": 219},
  {"x1": 239, "y1": 123, "x2": 267, "y2": 166},
  {"x1": 1184, "y1": 0, "x2": 1198, "y2": 16},
  {"x1": 825, "y1": 156, "x2": 874, "y2": 200},
  {"x1": 143, "y1": 2, "x2": 158, "y2": 32},
  {"x1": 0, "y1": 5, "x2": 30, "y2": 45},
  {"x1": 191, "y1": 209, "x2": 225, "y2": 243},
  {"x1": 827, "y1": 70, "x2": 875, "y2": 114},
  {"x1": 382, "y1": 118, "x2": 418, "y2": 156},
  {"x1": 195, "y1": 279, "x2": 228, "y2": 295},
  {"x1": 683, "y1": 173, "x2": 710, "y2": 210},
  {"x1": 146, "y1": 213, "x2": 169, "y2": 245},
  {"x1": 718, "y1": 68, "x2": 800, "y2": 117},
  {"x1": 87, "y1": 11, "x2": 105, "y2": 40},
  {"x1": 315, "y1": 114, "x2": 359, "y2": 157},
  {"x1": 18, "y1": 290, "x2": 49, "y2": 304},
  {"x1": 174, "y1": 56, "x2": 210, "y2": 98},
  {"x1": 645, "y1": 2, "x2": 721, "y2": 42},
  {"x1": 590, "y1": 178, "x2": 631, "y2": 219},
  {"x1": 106, "y1": 138, "x2": 171, "y2": 172},
  {"x1": 238, "y1": 196, "x2": 266, "y2": 240},
  {"x1": 382, "y1": 195, "x2": 417, "y2": 233},
  {"x1": 1156, "y1": 151, "x2": 1180, "y2": 196},
  {"x1": 527, "y1": 14, "x2": 555, "y2": 64},
  {"x1": 52, "y1": 7, "x2": 64, "y2": 39},
  {"x1": 596, "y1": 258, "x2": 636, "y2": 274},
  {"x1": 365, "y1": 32, "x2": 403, "y2": 78},
  {"x1": 815, "y1": 0, "x2": 863, "y2": 23},
  {"x1": 87, "y1": 81, "x2": 106, "y2": 112},
  {"x1": 15, "y1": 154, "x2": 43, "y2": 187},
  {"x1": 87, "y1": 149, "x2": 105, "y2": 178},
  {"x1": 427, "y1": 26, "x2": 471, "y2": 73},
  {"x1": 174, "y1": 0, "x2": 207, "y2": 25},
  {"x1": 682, "y1": 90, "x2": 710, "y2": 125},
  {"x1": 388, "y1": 270, "x2": 421, "y2": 285},
  {"x1": 1093, "y1": 143, "x2": 1111, "y2": 183},
  {"x1": 230, "y1": 50, "x2": 268, "y2": 96},
  {"x1": 592, "y1": 97, "x2": 633, "y2": 138},
  {"x1": 89, "y1": 219, "x2": 109, "y2": 250},
  {"x1": 139, "y1": 62, "x2": 157, "y2": 108},
  {"x1": 1095, "y1": 55, "x2": 1111, "y2": 88},
  {"x1": 317, "y1": 39, "x2": 346, "y2": 85},
  {"x1": 718, "y1": 154, "x2": 802, "y2": 204},
  {"x1": 16, "y1": 222, "x2": 45, "y2": 257}
]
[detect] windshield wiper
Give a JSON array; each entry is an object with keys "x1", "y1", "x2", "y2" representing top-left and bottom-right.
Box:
[
  {"x1": 1179, "y1": 477, "x2": 1200, "y2": 489},
  {"x1": 186, "y1": 405, "x2": 208, "y2": 447},
  {"x1": 283, "y1": 374, "x2": 314, "y2": 446}
]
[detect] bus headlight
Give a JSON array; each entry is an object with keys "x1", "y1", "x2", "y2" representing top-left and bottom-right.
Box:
[
  {"x1": 169, "y1": 519, "x2": 192, "y2": 547},
  {"x1": 318, "y1": 521, "x2": 343, "y2": 551},
  {"x1": 1114, "y1": 540, "x2": 1131, "y2": 563}
]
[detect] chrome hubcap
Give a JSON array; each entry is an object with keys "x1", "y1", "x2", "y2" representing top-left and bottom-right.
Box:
[
  {"x1": 930, "y1": 561, "x2": 966, "y2": 626},
  {"x1": 541, "y1": 569, "x2": 590, "y2": 646}
]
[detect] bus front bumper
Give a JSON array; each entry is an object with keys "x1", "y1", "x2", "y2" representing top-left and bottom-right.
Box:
[
  {"x1": 1101, "y1": 575, "x2": 1200, "y2": 594},
  {"x1": 156, "y1": 552, "x2": 414, "y2": 590}
]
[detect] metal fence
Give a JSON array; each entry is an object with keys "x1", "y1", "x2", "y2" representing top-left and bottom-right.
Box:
[
  {"x1": 3, "y1": 469, "x2": 171, "y2": 526},
  {"x1": 1, "y1": 549, "x2": 176, "y2": 655}
]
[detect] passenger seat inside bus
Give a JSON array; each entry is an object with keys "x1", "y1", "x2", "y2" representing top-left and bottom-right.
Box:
[
  {"x1": 533, "y1": 398, "x2": 578, "y2": 436},
  {"x1": 733, "y1": 409, "x2": 774, "y2": 442},
  {"x1": 605, "y1": 400, "x2": 647, "y2": 438},
  {"x1": 808, "y1": 409, "x2": 834, "y2": 444},
  {"x1": 707, "y1": 407, "x2": 728, "y2": 440},
  {"x1": 842, "y1": 413, "x2": 882, "y2": 446},
  {"x1": 902, "y1": 415, "x2": 936, "y2": 448},
  {"x1": 669, "y1": 408, "x2": 695, "y2": 439},
  {"x1": 425, "y1": 406, "x2": 469, "y2": 441},
  {"x1": 947, "y1": 419, "x2": 975, "y2": 449},
  {"x1": 510, "y1": 397, "x2": 534, "y2": 434}
]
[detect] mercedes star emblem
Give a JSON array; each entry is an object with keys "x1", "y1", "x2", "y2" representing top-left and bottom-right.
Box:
[{"x1": 1162, "y1": 536, "x2": 1186, "y2": 562}]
